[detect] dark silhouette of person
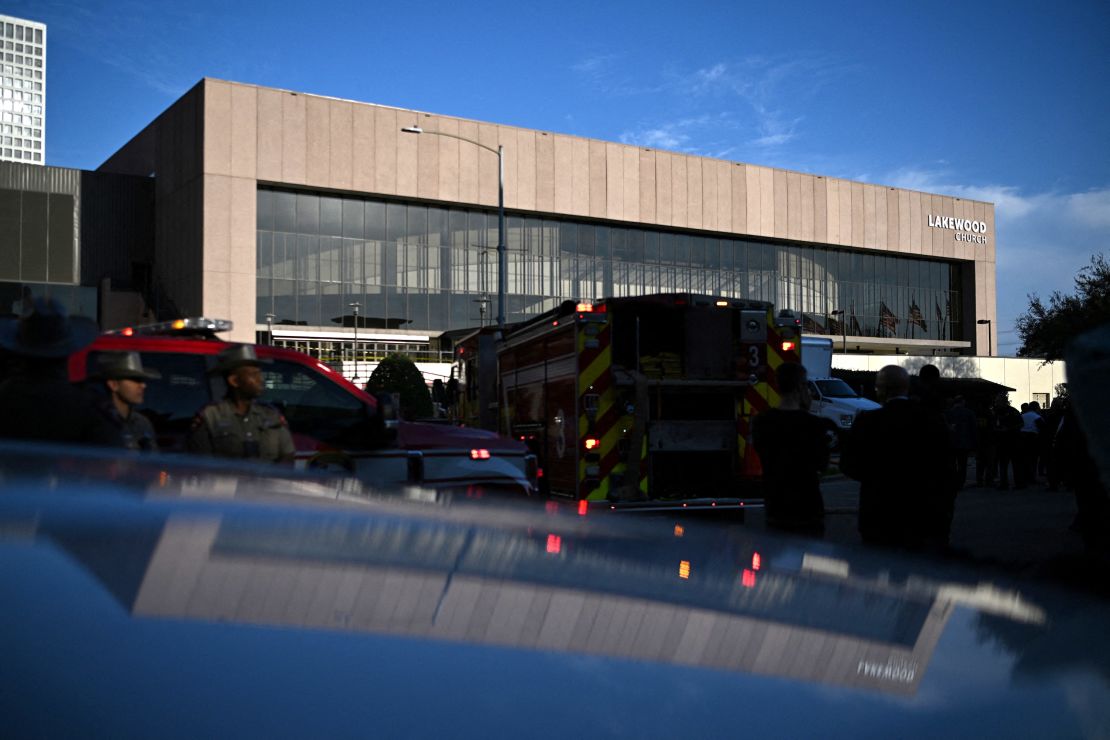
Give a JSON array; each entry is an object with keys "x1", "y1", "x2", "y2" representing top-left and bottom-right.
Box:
[
  {"x1": 945, "y1": 395, "x2": 977, "y2": 490},
  {"x1": 993, "y1": 395, "x2": 1023, "y2": 490},
  {"x1": 751, "y1": 362, "x2": 834, "y2": 536},
  {"x1": 0, "y1": 298, "x2": 121, "y2": 447},
  {"x1": 841, "y1": 365, "x2": 956, "y2": 549}
]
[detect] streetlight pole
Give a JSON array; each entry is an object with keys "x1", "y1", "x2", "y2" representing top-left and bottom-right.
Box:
[
  {"x1": 402, "y1": 125, "x2": 506, "y2": 329},
  {"x1": 265, "y1": 312, "x2": 275, "y2": 346},
  {"x1": 830, "y1": 309, "x2": 846, "y2": 353},
  {"x1": 976, "y1": 319, "x2": 992, "y2": 357},
  {"x1": 349, "y1": 301, "x2": 362, "y2": 383}
]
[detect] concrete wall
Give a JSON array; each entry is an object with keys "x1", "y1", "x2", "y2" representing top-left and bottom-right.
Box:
[
  {"x1": 833, "y1": 354, "x2": 1068, "y2": 405},
  {"x1": 100, "y1": 78, "x2": 998, "y2": 347}
]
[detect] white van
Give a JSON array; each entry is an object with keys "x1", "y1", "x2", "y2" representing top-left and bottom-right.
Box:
[{"x1": 800, "y1": 336, "x2": 880, "y2": 430}]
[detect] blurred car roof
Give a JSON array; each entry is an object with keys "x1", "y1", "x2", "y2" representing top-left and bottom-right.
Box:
[{"x1": 1, "y1": 441, "x2": 1108, "y2": 738}]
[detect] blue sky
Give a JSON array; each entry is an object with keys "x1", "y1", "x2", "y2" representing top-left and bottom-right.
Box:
[{"x1": 14, "y1": 0, "x2": 1110, "y2": 354}]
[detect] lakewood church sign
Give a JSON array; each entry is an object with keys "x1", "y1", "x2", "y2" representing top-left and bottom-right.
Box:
[{"x1": 928, "y1": 214, "x2": 989, "y2": 244}]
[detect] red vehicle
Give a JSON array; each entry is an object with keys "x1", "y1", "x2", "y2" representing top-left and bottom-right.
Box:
[
  {"x1": 68, "y1": 318, "x2": 537, "y2": 495},
  {"x1": 451, "y1": 294, "x2": 802, "y2": 508}
]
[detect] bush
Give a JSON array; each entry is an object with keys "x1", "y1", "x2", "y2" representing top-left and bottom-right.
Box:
[{"x1": 365, "y1": 353, "x2": 433, "y2": 420}]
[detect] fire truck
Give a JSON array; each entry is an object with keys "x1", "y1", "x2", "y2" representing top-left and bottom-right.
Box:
[{"x1": 451, "y1": 293, "x2": 802, "y2": 507}]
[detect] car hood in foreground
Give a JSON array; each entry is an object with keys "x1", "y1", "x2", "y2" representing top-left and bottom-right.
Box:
[{"x1": 1, "y1": 443, "x2": 1108, "y2": 738}]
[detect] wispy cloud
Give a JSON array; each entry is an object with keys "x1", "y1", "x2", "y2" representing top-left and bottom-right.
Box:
[
  {"x1": 609, "y1": 55, "x2": 845, "y2": 156},
  {"x1": 882, "y1": 167, "x2": 1110, "y2": 351}
]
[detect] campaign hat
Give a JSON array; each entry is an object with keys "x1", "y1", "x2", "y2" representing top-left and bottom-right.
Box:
[
  {"x1": 93, "y1": 351, "x2": 162, "y2": 381},
  {"x1": 0, "y1": 297, "x2": 99, "y2": 359},
  {"x1": 210, "y1": 343, "x2": 271, "y2": 375}
]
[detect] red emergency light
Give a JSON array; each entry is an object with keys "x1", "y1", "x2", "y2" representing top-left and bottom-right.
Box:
[
  {"x1": 583, "y1": 437, "x2": 600, "y2": 451},
  {"x1": 470, "y1": 448, "x2": 491, "y2": 460},
  {"x1": 546, "y1": 534, "x2": 562, "y2": 554},
  {"x1": 781, "y1": 341, "x2": 796, "y2": 352}
]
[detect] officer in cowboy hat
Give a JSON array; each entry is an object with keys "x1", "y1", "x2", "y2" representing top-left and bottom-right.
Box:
[
  {"x1": 92, "y1": 351, "x2": 161, "y2": 452},
  {"x1": 186, "y1": 343, "x2": 295, "y2": 463},
  {"x1": 0, "y1": 297, "x2": 121, "y2": 446}
]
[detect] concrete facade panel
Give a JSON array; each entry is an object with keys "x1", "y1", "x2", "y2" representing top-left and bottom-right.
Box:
[
  {"x1": 731, "y1": 163, "x2": 747, "y2": 235},
  {"x1": 588, "y1": 139, "x2": 607, "y2": 218},
  {"x1": 838, "y1": 180, "x2": 853, "y2": 246},
  {"x1": 874, "y1": 186, "x2": 888, "y2": 251},
  {"x1": 671, "y1": 153, "x2": 689, "y2": 228},
  {"x1": 850, "y1": 182, "x2": 864, "y2": 247},
  {"x1": 622, "y1": 146, "x2": 640, "y2": 223},
  {"x1": 280, "y1": 92, "x2": 306, "y2": 185},
  {"x1": 351, "y1": 104, "x2": 375, "y2": 193},
  {"x1": 416, "y1": 117, "x2": 439, "y2": 201},
  {"x1": 687, "y1": 157, "x2": 704, "y2": 230},
  {"x1": 435, "y1": 117, "x2": 460, "y2": 203},
  {"x1": 605, "y1": 143, "x2": 623, "y2": 220},
  {"x1": 517, "y1": 129, "x2": 537, "y2": 212},
  {"x1": 863, "y1": 184, "x2": 877, "y2": 249},
  {"x1": 395, "y1": 111, "x2": 419, "y2": 198},
  {"x1": 786, "y1": 171, "x2": 802, "y2": 240},
  {"x1": 639, "y1": 150, "x2": 656, "y2": 223},
  {"x1": 714, "y1": 160, "x2": 731, "y2": 233},
  {"x1": 373, "y1": 106, "x2": 398, "y2": 195},
  {"x1": 813, "y1": 177, "x2": 827, "y2": 243},
  {"x1": 229, "y1": 177, "x2": 256, "y2": 277},
  {"x1": 230, "y1": 84, "x2": 257, "y2": 179},
  {"x1": 886, "y1": 188, "x2": 899, "y2": 251},
  {"x1": 535, "y1": 132, "x2": 555, "y2": 213},
  {"x1": 552, "y1": 134, "x2": 574, "y2": 214},
  {"x1": 478, "y1": 125, "x2": 500, "y2": 207},
  {"x1": 825, "y1": 179, "x2": 839, "y2": 244},
  {"x1": 304, "y1": 95, "x2": 330, "y2": 188},
  {"x1": 908, "y1": 191, "x2": 923, "y2": 254},
  {"x1": 256, "y1": 88, "x2": 283, "y2": 182},
  {"x1": 571, "y1": 137, "x2": 590, "y2": 217},
  {"x1": 327, "y1": 102, "x2": 353, "y2": 191},
  {"x1": 773, "y1": 169, "x2": 788, "y2": 237},
  {"x1": 799, "y1": 173, "x2": 814, "y2": 243},
  {"x1": 203, "y1": 80, "x2": 232, "y2": 177},
  {"x1": 203, "y1": 175, "x2": 231, "y2": 274},
  {"x1": 656, "y1": 152, "x2": 672, "y2": 226},
  {"x1": 758, "y1": 167, "x2": 774, "y2": 236},
  {"x1": 457, "y1": 120, "x2": 480, "y2": 205}
]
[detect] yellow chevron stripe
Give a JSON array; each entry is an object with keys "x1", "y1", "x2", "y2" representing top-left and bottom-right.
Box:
[{"x1": 580, "y1": 345, "x2": 612, "y2": 394}]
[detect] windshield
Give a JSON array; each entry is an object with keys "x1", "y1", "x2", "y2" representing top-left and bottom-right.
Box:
[{"x1": 815, "y1": 379, "x2": 860, "y2": 399}]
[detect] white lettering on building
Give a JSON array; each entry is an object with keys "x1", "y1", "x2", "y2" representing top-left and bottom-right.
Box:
[
  {"x1": 856, "y1": 658, "x2": 919, "y2": 684},
  {"x1": 928, "y1": 214, "x2": 989, "y2": 244}
]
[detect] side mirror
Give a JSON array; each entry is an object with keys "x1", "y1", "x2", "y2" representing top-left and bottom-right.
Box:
[{"x1": 364, "y1": 392, "x2": 399, "y2": 447}]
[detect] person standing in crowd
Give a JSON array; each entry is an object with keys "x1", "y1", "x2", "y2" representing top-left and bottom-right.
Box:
[
  {"x1": 93, "y1": 351, "x2": 161, "y2": 452},
  {"x1": 841, "y1": 365, "x2": 955, "y2": 549},
  {"x1": 1043, "y1": 397, "x2": 1067, "y2": 490},
  {"x1": 945, "y1": 395, "x2": 977, "y2": 490},
  {"x1": 975, "y1": 399, "x2": 998, "y2": 487},
  {"x1": 993, "y1": 394, "x2": 1023, "y2": 490},
  {"x1": 187, "y1": 344, "x2": 295, "y2": 463},
  {"x1": 0, "y1": 298, "x2": 121, "y2": 446},
  {"x1": 913, "y1": 363, "x2": 946, "y2": 413},
  {"x1": 1018, "y1": 401, "x2": 1045, "y2": 488},
  {"x1": 752, "y1": 362, "x2": 834, "y2": 537}
]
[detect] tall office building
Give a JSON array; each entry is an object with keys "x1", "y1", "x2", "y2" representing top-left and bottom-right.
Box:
[{"x1": 0, "y1": 14, "x2": 45, "y2": 165}]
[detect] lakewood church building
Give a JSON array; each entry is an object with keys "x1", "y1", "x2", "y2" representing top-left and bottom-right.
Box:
[{"x1": 96, "y1": 78, "x2": 996, "y2": 356}]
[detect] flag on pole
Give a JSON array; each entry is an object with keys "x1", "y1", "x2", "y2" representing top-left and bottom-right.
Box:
[
  {"x1": 849, "y1": 305, "x2": 862, "y2": 336},
  {"x1": 935, "y1": 300, "x2": 945, "y2": 340},
  {"x1": 880, "y1": 302, "x2": 899, "y2": 336},
  {"x1": 909, "y1": 299, "x2": 927, "y2": 332}
]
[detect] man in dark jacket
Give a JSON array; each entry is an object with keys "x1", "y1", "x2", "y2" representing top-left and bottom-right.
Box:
[
  {"x1": 752, "y1": 362, "x2": 834, "y2": 536},
  {"x1": 841, "y1": 365, "x2": 956, "y2": 548},
  {"x1": 93, "y1": 351, "x2": 161, "y2": 452}
]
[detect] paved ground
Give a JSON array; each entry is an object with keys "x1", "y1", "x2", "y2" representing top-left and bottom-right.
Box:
[{"x1": 744, "y1": 469, "x2": 1110, "y2": 598}]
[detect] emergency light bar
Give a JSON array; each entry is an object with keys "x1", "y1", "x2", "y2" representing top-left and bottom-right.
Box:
[{"x1": 108, "y1": 317, "x2": 233, "y2": 337}]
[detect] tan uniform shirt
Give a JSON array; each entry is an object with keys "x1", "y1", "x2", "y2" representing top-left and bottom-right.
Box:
[{"x1": 187, "y1": 398, "x2": 295, "y2": 463}]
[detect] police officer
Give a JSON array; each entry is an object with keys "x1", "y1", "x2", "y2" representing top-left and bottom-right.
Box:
[
  {"x1": 187, "y1": 344, "x2": 295, "y2": 463},
  {"x1": 0, "y1": 297, "x2": 121, "y2": 446},
  {"x1": 93, "y1": 351, "x2": 160, "y2": 452}
]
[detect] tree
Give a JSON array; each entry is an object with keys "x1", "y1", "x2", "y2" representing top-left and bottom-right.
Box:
[
  {"x1": 1016, "y1": 253, "x2": 1110, "y2": 360},
  {"x1": 365, "y1": 353, "x2": 433, "y2": 420}
]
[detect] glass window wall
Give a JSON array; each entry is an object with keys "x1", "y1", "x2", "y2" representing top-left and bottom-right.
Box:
[{"x1": 257, "y1": 188, "x2": 964, "y2": 341}]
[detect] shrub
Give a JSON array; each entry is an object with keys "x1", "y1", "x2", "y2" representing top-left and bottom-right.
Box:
[{"x1": 365, "y1": 353, "x2": 433, "y2": 420}]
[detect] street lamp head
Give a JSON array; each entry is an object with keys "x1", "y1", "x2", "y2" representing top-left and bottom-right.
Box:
[
  {"x1": 977, "y1": 319, "x2": 991, "y2": 325},
  {"x1": 401, "y1": 126, "x2": 423, "y2": 135}
]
